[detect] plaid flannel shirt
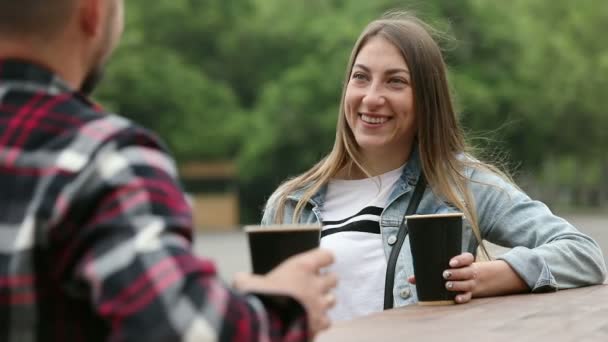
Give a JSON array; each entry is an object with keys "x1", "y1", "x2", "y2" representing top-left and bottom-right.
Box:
[{"x1": 0, "y1": 59, "x2": 308, "y2": 342}]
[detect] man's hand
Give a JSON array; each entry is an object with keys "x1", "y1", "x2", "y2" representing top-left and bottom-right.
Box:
[{"x1": 234, "y1": 249, "x2": 338, "y2": 336}]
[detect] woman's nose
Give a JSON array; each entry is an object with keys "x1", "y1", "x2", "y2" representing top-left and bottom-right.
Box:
[{"x1": 362, "y1": 84, "x2": 386, "y2": 108}]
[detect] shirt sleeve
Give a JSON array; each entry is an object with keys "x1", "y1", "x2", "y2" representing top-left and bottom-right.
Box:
[
  {"x1": 55, "y1": 124, "x2": 309, "y2": 341},
  {"x1": 470, "y1": 167, "x2": 607, "y2": 292}
]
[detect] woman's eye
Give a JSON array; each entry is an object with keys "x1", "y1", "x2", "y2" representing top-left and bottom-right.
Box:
[
  {"x1": 352, "y1": 73, "x2": 368, "y2": 81},
  {"x1": 389, "y1": 78, "x2": 408, "y2": 85}
]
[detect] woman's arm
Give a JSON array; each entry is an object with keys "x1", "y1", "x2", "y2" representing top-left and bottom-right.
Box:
[
  {"x1": 419, "y1": 166, "x2": 607, "y2": 304},
  {"x1": 471, "y1": 167, "x2": 607, "y2": 291}
]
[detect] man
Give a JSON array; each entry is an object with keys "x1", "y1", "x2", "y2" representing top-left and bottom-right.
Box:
[{"x1": 0, "y1": 0, "x2": 336, "y2": 341}]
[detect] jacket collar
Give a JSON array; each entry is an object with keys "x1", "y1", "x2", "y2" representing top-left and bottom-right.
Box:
[{"x1": 288, "y1": 145, "x2": 423, "y2": 207}]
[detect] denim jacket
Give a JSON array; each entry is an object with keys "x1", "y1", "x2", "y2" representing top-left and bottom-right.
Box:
[{"x1": 261, "y1": 150, "x2": 607, "y2": 307}]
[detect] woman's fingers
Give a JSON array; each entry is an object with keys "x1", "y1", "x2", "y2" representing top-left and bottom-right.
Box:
[
  {"x1": 443, "y1": 263, "x2": 479, "y2": 281},
  {"x1": 445, "y1": 279, "x2": 476, "y2": 292},
  {"x1": 448, "y1": 252, "x2": 475, "y2": 267},
  {"x1": 454, "y1": 291, "x2": 473, "y2": 304}
]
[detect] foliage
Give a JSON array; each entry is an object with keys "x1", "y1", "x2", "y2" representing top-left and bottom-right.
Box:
[{"x1": 96, "y1": 0, "x2": 608, "y2": 222}]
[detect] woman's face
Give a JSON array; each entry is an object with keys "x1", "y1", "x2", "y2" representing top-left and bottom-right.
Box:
[{"x1": 344, "y1": 36, "x2": 416, "y2": 160}]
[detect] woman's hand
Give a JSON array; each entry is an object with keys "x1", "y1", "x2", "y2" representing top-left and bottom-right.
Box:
[
  {"x1": 407, "y1": 252, "x2": 529, "y2": 304},
  {"x1": 407, "y1": 252, "x2": 477, "y2": 304},
  {"x1": 440, "y1": 252, "x2": 478, "y2": 303}
]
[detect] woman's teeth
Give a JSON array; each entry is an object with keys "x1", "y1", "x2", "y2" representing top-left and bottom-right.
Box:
[{"x1": 360, "y1": 114, "x2": 388, "y2": 124}]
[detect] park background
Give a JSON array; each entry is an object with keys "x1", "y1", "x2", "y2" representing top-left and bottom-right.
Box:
[{"x1": 95, "y1": 0, "x2": 607, "y2": 278}]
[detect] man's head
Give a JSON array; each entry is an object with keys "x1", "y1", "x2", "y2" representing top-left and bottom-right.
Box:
[
  {"x1": 0, "y1": 0, "x2": 76, "y2": 37},
  {"x1": 0, "y1": 0, "x2": 124, "y2": 94}
]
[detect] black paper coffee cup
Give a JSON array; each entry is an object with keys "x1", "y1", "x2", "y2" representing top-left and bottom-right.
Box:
[
  {"x1": 407, "y1": 213, "x2": 463, "y2": 305},
  {"x1": 245, "y1": 224, "x2": 321, "y2": 275}
]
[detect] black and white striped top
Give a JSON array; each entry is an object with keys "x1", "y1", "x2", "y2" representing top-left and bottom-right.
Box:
[
  {"x1": 321, "y1": 206, "x2": 383, "y2": 238},
  {"x1": 320, "y1": 165, "x2": 404, "y2": 321}
]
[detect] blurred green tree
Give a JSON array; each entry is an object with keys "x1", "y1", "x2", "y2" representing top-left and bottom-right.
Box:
[{"x1": 94, "y1": 0, "x2": 608, "y2": 223}]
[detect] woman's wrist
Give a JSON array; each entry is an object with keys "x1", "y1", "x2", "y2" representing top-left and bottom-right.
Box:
[{"x1": 472, "y1": 260, "x2": 529, "y2": 298}]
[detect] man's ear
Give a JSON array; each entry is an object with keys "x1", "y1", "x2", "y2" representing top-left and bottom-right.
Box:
[{"x1": 78, "y1": 0, "x2": 103, "y2": 36}]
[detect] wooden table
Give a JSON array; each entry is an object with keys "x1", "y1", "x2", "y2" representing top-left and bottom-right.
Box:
[{"x1": 316, "y1": 285, "x2": 608, "y2": 342}]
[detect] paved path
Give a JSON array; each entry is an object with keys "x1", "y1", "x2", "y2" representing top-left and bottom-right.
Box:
[{"x1": 193, "y1": 213, "x2": 608, "y2": 283}]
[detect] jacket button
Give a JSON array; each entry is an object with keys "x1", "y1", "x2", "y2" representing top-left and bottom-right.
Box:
[
  {"x1": 387, "y1": 235, "x2": 397, "y2": 245},
  {"x1": 400, "y1": 288, "x2": 411, "y2": 299}
]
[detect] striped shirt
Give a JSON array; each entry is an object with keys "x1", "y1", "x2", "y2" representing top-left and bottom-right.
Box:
[
  {"x1": 0, "y1": 59, "x2": 308, "y2": 342},
  {"x1": 320, "y1": 165, "x2": 404, "y2": 321}
]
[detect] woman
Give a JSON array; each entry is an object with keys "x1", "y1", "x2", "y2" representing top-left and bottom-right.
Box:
[{"x1": 262, "y1": 11, "x2": 606, "y2": 321}]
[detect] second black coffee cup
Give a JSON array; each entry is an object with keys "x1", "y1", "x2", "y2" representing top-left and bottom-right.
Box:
[{"x1": 407, "y1": 213, "x2": 463, "y2": 305}]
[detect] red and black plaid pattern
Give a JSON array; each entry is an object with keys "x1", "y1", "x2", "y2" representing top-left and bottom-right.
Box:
[{"x1": 0, "y1": 59, "x2": 308, "y2": 342}]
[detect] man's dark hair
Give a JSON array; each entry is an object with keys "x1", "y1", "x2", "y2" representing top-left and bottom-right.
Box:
[{"x1": 0, "y1": 0, "x2": 76, "y2": 37}]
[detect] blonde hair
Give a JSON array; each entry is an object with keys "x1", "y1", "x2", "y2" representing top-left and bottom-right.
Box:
[{"x1": 270, "y1": 11, "x2": 510, "y2": 259}]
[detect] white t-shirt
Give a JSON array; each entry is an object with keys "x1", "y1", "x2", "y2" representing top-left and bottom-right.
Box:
[{"x1": 320, "y1": 165, "x2": 404, "y2": 321}]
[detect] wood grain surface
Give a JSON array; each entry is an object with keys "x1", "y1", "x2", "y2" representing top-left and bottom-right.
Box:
[{"x1": 316, "y1": 285, "x2": 608, "y2": 342}]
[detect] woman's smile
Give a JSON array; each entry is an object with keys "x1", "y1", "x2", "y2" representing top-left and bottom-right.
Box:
[{"x1": 359, "y1": 113, "x2": 391, "y2": 126}]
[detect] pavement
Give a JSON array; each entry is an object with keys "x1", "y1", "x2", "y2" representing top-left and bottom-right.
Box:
[{"x1": 193, "y1": 213, "x2": 608, "y2": 283}]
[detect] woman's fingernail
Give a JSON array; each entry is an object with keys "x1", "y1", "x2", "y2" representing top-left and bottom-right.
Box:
[
  {"x1": 443, "y1": 271, "x2": 452, "y2": 279},
  {"x1": 450, "y1": 259, "x2": 459, "y2": 267},
  {"x1": 446, "y1": 282, "x2": 453, "y2": 289}
]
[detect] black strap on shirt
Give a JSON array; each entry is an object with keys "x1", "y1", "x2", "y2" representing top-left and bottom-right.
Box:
[{"x1": 383, "y1": 173, "x2": 427, "y2": 309}]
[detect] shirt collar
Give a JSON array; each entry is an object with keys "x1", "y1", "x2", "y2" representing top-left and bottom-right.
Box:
[{"x1": 0, "y1": 58, "x2": 96, "y2": 107}]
